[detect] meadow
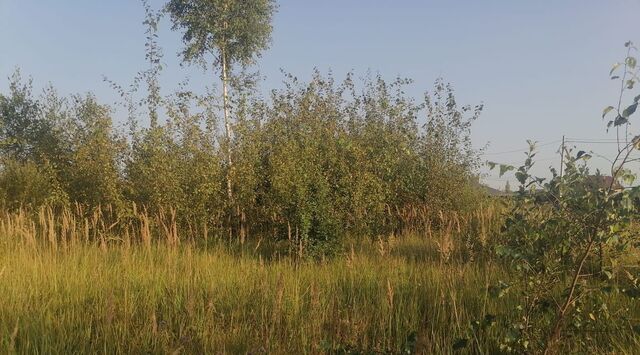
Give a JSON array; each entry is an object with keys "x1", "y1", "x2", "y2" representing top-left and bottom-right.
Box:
[
  {"x1": 1, "y1": 1, "x2": 639, "y2": 353},
  {"x1": 0, "y1": 206, "x2": 639, "y2": 354}
]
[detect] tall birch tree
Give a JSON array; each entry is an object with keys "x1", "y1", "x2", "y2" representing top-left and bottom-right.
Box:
[{"x1": 165, "y1": 0, "x2": 277, "y2": 200}]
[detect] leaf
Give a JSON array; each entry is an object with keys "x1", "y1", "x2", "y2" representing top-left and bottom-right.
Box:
[
  {"x1": 526, "y1": 140, "x2": 536, "y2": 152},
  {"x1": 614, "y1": 115, "x2": 628, "y2": 126},
  {"x1": 626, "y1": 56, "x2": 637, "y2": 69},
  {"x1": 452, "y1": 338, "x2": 469, "y2": 351},
  {"x1": 610, "y1": 62, "x2": 621, "y2": 76},
  {"x1": 635, "y1": 94, "x2": 640, "y2": 103},
  {"x1": 515, "y1": 171, "x2": 527, "y2": 185},
  {"x1": 602, "y1": 106, "x2": 615, "y2": 119},
  {"x1": 499, "y1": 164, "x2": 514, "y2": 177},
  {"x1": 633, "y1": 136, "x2": 640, "y2": 150},
  {"x1": 611, "y1": 75, "x2": 620, "y2": 80},
  {"x1": 628, "y1": 80, "x2": 636, "y2": 90},
  {"x1": 622, "y1": 103, "x2": 638, "y2": 118},
  {"x1": 487, "y1": 161, "x2": 497, "y2": 170}
]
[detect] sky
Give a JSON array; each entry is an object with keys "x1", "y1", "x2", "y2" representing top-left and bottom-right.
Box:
[{"x1": 1, "y1": 0, "x2": 639, "y2": 188}]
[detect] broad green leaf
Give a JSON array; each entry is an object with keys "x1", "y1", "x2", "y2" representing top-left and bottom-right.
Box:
[
  {"x1": 614, "y1": 115, "x2": 628, "y2": 126},
  {"x1": 499, "y1": 164, "x2": 514, "y2": 177},
  {"x1": 622, "y1": 103, "x2": 638, "y2": 118}
]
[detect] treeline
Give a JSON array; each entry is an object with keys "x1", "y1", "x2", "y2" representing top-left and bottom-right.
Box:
[{"x1": 0, "y1": 2, "x2": 485, "y2": 250}]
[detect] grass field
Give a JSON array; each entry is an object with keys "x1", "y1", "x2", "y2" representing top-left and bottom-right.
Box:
[
  {"x1": 0, "y1": 205, "x2": 638, "y2": 354},
  {"x1": 1, "y1": 235, "x2": 639, "y2": 354}
]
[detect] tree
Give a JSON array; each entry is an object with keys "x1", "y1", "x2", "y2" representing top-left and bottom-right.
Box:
[
  {"x1": 68, "y1": 95, "x2": 125, "y2": 209},
  {"x1": 0, "y1": 72, "x2": 71, "y2": 208},
  {"x1": 165, "y1": 0, "x2": 277, "y2": 201}
]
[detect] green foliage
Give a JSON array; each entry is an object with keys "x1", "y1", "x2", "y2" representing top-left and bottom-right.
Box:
[
  {"x1": 0, "y1": 159, "x2": 63, "y2": 209},
  {"x1": 165, "y1": 0, "x2": 277, "y2": 67},
  {"x1": 0, "y1": 1, "x2": 486, "y2": 254},
  {"x1": 0, "y1": 69, "x2": 485, "y2": 252},
  {"x1": 233, "y1": 72, "x2": 485, "y2": 250},
  {"x1": 487, "y1": 41, "x2": 640, "y2": 354},
  {"x1": 68, "y1": 95, "x2": 125, "y2": 209}
]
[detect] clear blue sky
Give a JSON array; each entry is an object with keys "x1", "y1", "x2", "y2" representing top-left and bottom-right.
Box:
[{"x1": 1, "y1": 0, "x2": 639, "y2": 188}]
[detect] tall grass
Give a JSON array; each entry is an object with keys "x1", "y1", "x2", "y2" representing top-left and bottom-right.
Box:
[{"x1": 0, "y1": 205, "x2": 638, "y2": 354}]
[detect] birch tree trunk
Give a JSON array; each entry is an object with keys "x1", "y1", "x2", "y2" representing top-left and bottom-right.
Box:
[{"x1": 221, "y1": 48, "x2": 233, "y2": 201}]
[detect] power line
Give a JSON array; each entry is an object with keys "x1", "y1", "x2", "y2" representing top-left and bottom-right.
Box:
[
  {"x1": 566, "y1": 141, "x2": 622, "y2": 144},
  {"x1": 483, "y1": 140, "x2": 562, "y2": 156},
  {"x1": 565, "y1": 137, "x2": 619, "y2": 142},
  {"x1": 484, "y1": 137, "x2": 635, "y2": 156}
]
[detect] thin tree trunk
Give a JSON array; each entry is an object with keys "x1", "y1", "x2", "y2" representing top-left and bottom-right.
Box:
[
  {"x1": 544, "y1": 237, "x2": 596, "y2": 355},
  {"x1": 221, "y1": 48, "x2": 233, "y2": 201}
]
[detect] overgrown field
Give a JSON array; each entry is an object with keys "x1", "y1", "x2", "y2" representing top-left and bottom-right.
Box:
[
  {"x1": 0, "y1": 208, "x2": 639, "y2": 354},
  {"x1": 1, "y1": 2, "x2": 638, "y2": 349}
]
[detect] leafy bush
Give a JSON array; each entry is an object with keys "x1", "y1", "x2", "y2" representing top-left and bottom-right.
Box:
[{"x1": 486, "y1": 41, "x2": 640, "y2": 354}]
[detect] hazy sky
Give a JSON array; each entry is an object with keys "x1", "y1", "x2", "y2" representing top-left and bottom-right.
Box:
[{"x1": 1, "y1": 0, "x2": 639, "y2": 188}]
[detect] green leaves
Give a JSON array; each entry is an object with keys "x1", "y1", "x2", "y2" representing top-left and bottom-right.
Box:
[
  {"x1": 166, "y1": 0, "x2": 278, "y2": 66},
  {"x1": 614, "y1": 115, "x2": 628, "y2": 127},
  {"x1": 626, "y1": 56, "x2": 637, "y2": 69},
  {"x1": 515, "y1": 170, "x2": 527, "y2": 185},
  {"x1": 500, "y1": 164, "x2": 515, "y2": 177},
  {"x1": 488, "y1": 161, "x2": 515, "y2": 177},
  {"x1": 622, "y1": 102, "x2": 638, "y2": 118}
]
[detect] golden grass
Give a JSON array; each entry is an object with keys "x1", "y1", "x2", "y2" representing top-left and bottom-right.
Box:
[{"x1": 0, "y1": 205, "x2": 638, "y2": 354}]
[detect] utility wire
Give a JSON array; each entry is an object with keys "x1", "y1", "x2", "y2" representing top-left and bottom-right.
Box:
[
  {"x1": 484, "y1": 137, "x2": 634, "y2": 156},
  {"x1": 483, "y1": 140, "x2": 562, "y2": 156}
]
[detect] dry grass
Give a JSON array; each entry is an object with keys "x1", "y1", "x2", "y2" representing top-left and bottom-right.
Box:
[{"x1": 0, "y1": 205, "x2": 638, "y2": 354}]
